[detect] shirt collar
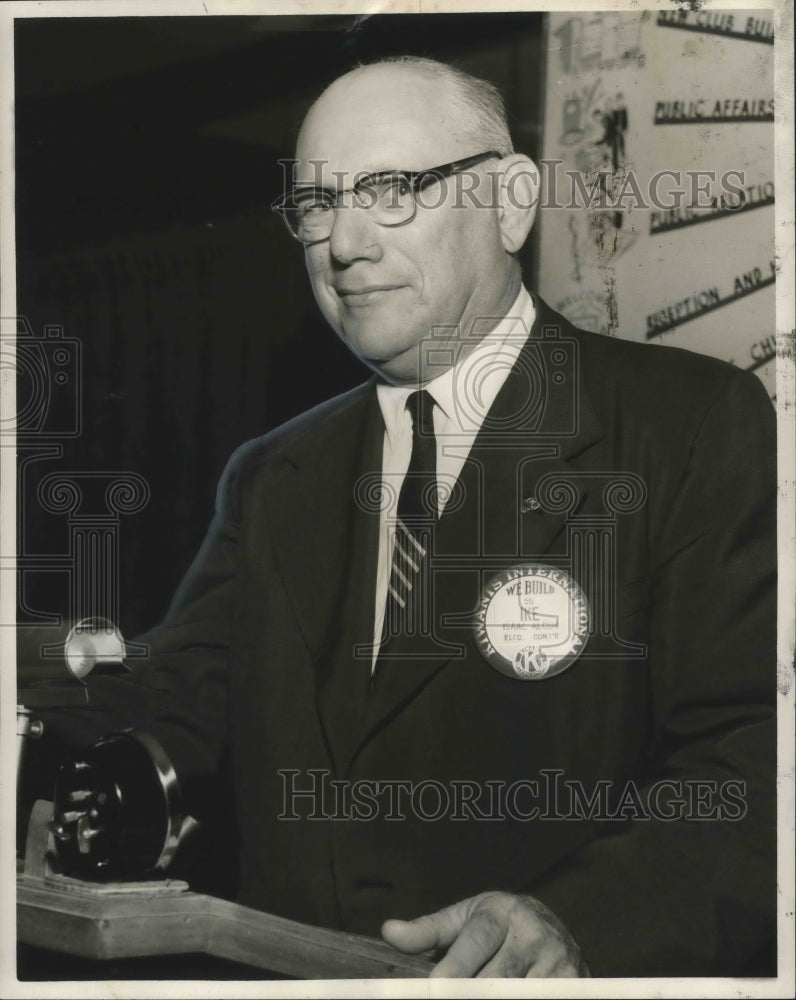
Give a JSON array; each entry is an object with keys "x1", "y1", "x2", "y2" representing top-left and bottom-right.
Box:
[{"x1": 377, "y1": 285, "x2": 535, "y2": 443}]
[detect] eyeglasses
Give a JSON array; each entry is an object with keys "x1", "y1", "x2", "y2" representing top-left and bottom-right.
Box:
[{"x1": 271, "y1": 150, "x2": 503, "y2": 245}]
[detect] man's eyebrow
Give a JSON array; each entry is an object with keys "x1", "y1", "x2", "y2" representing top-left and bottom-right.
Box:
[
  {"x1": 289, "y1": 182, "x2": 338, "y2": 200},
  {"x1": 292, "y1": 165, "x2": 415, "y2": 189}
]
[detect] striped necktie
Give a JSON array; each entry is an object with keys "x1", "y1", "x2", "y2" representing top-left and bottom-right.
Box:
[{"x1": 379, "y1": 389, "x2": 438, "y2": 654}]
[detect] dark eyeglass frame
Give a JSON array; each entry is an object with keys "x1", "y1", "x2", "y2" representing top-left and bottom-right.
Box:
[{"x1": 270, "y1": 149, "x2": 503, "y2": 245}]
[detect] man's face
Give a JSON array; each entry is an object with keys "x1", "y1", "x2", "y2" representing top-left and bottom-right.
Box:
[{"x1": 294, "y1": 66, "x2": 515, "y2": 384}]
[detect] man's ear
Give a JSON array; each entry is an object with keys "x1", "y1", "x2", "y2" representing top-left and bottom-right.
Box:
[{"x1": 496, "y1": 154, "x2": 540, "y2": 254}]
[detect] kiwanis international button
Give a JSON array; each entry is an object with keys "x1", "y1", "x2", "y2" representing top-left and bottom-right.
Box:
[{"x1": 474, "y1": 565, "x2": 590, "y2": 680}]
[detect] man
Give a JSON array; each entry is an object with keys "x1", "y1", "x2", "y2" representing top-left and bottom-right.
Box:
[{"x1": 43, "y1": 57, "x2": 776, "y2": 978}]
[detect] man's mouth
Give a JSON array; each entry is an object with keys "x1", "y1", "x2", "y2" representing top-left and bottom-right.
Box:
[{"x1": 336, "y1": 285, "x2": 404, "y2": 306}]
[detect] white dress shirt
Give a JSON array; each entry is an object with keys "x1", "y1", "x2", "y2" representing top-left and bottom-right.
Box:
[{"x1": 372, "y1": 285, "x2": 536, "y2": 665}]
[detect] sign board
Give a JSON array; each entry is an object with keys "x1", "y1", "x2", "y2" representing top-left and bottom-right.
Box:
[{"x1": 538, "y1": 9, "x2": 776, "y2": 397}]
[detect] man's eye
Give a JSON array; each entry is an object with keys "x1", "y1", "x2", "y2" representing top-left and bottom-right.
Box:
[
  {"x1": 294, "y1": 195, "x2": 334, "y2": 216},
  {"x1": 388, "y1": 177, "x2": 412, "y2": 197},
  {"x1": 371, "y1": 177, "x2": 412, "y2": 209}
]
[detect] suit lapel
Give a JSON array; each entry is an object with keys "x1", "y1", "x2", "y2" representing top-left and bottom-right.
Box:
[{"x1": 264, "y1": 383, "x2": 383, "y2": 773}]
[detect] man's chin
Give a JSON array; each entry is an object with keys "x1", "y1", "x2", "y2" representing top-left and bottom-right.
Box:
[
  {"x1": 362, "y1": 350, "x2": 428, "y2": 386},
  {"x1": 339, "y1": 333, "x2": 420, "y2": 380},
  {"x1": 333, "y1": 340, "x2": 416, "y2": 384}
]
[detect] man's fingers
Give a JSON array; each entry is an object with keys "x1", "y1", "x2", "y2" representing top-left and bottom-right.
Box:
[
  {"x1": 476, "y1": 940, "x2": 534, "y2": 979},
  {"x1": 381, "y1": 917, "x2": 439, "y2": 954},
  {"x1": 474, "y1": 901, "x2": 544, "y2": 978},
  {"x1": 381, "y1": 899, "x2": 471, "y2": 954},
  {"x1": 383, "y1": 892, "x2": 585, "y2": 979},
  {"x1": 522, "y1": 930, "x2": 583, "y2": 979},
  {"x1": 526, "y1": 955, "x2": 581, "y2": 978},
  {"x1": 428, "y1": 906, "x2": 508, "y2": 978},
  {"x1": 477, "y1": 940, "x2": 580, "y2": 980}
]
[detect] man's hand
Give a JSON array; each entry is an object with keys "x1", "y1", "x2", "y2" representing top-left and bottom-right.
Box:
[{"x1": 381, "y1": 891, "x2": 589, "y2": 978}]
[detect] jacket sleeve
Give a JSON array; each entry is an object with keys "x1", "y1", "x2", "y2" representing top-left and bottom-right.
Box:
[
  {"x1": 529, "y1": 367, "x2": 777, "y2": 976},
  {"x1": 37, "y1": 446, "x2": 245, "y2": 824}
]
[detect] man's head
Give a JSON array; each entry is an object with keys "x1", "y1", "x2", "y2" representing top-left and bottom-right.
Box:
[{"x1": 292, "y1": 57, "x2": 539, "y2": 384}]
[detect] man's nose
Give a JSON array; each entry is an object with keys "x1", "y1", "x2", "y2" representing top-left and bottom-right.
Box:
[{"x1": 328, "y1": 195, "x2": 384, "y2": 265}]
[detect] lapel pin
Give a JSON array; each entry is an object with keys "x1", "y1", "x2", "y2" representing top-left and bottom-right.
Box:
[
  {"x1": 521, "y1": 496, "x2": 542, "y2": 513},
  {"x1": 474, "y1": 564, "x2": 590, "y2": 680}
]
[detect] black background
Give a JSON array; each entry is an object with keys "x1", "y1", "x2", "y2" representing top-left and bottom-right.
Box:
[{"x1": 15, "y1": 12, "x2": 545, "y2": 638}]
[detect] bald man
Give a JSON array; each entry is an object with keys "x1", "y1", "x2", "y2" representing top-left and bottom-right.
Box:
[{"x1": 46, "y1": 57, "x2": 776, "y2": 978}]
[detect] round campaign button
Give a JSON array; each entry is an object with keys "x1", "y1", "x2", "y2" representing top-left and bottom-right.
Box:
[{"x1": 474, "y1": 565, "x2": 590, "y2": 680}]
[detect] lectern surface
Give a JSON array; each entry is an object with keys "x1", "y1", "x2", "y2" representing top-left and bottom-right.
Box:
[{"x1": 17, "y1": 874, "x2": 434, "y2": 980}]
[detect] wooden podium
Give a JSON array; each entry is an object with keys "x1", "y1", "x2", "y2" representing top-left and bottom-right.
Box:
[
  {"x1": 16, "y1": 802, "x2": 433, "y2": 980},
  {"x1": 17, "y1": 876, "x2": 434, "y2": 979}
]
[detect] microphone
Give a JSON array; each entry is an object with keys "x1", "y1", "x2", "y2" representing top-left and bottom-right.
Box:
[{"x1": 52, "y1": 729, "x2": 186, "y2": 879}]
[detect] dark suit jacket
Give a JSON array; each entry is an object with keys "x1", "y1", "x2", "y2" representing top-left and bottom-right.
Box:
[{"x1": 47, "y1": 298, "x2": 777, "y2": 977}]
